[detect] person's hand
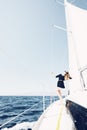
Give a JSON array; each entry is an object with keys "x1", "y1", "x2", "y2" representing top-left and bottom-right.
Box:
[{"x1": 51, "y1": 72, "x2": 55, "y2": 77}]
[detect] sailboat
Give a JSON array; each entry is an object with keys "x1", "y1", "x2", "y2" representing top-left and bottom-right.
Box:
[
  {"x1": 32, "y1": 0, "x2": 87, "y2": 130},
  {"x1": 1, "y1": 1, "x2": 87, "y2": 130}
]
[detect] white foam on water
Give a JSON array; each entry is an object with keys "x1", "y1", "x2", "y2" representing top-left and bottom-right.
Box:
[{"x1": 2, "y1": 121, "x2": 36, "y2": 130}]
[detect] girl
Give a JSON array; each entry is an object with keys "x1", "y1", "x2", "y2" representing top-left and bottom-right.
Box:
[{"x1": 56, "y1": 71, "x2": 72, "y2": 104}]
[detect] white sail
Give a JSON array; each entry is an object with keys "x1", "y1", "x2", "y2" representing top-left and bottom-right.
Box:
[{"x1": 65, "y1": 1, "x2": 87, "y2": 93}]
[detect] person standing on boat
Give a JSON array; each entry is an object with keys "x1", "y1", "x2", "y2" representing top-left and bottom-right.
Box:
[{"x1": 56, "y1": 71, "x2": 72, "y2": 103}]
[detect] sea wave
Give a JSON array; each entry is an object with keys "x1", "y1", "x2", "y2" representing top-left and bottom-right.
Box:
[{"x1": 0, "y1": 96, "x2": 57, "y2": 129}]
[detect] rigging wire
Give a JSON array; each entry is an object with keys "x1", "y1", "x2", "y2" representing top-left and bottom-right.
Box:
[
  {"x1": 55, "y1": 0, "x2": 77, "y2": 5},
  {"x1": 55, "y1": 0, "x2": 64, "y2": 5},
  {"x1": 0, "y1": 100, "x2": 42, "y2": 129},
  {"x1": 50, "y1": 24, "x2": 62, "y2": 75},
  {"x1": 50, "y1": 24, "x2": 55, "y2": 74},
  {"x1": 70, "y1": 0, "x2": 77, "y2": 4}
]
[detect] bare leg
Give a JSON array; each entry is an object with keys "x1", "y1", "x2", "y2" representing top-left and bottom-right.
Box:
[{"x1": 56, "y1": 88, "x2": 63, "y2": 104}]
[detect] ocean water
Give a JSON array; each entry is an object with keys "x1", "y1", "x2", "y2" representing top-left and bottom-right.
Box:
[{"x1": 0, "y1": 96, "x2": 58, "y2": 130}]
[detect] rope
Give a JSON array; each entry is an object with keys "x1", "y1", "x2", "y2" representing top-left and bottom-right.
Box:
[
  {"x1": 56, "y1": 105, "x2": 64, "y2": 130},
  {"x1": 0, "y1": 98, "x2": 52, "y2": 129}
]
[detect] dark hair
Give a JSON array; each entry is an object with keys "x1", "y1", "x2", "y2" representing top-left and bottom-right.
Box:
[
  {"x1": 64, "y1": 71, "x2": 69, "y2": 74},
  {"x1": 64, "y1": 71, "x2": 72, "y2": 79}
]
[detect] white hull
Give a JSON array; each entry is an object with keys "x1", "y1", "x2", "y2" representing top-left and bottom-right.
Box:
[{"x1": 33, "y1": 99, "x2": 75, "y2": 130}]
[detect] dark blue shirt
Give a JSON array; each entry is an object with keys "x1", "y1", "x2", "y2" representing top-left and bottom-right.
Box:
[{"x1": 56, "y1": 74, "x2": 65, "y2": 88}]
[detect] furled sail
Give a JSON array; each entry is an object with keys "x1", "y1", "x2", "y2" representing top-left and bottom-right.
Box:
[{"x1": 65, "y1": 1, "x2": 87, "y2": 93}]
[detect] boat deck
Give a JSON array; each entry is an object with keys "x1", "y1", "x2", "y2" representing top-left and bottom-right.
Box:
[{"x1": 33, "y1": 100, "x2": 75, "y2": 130}]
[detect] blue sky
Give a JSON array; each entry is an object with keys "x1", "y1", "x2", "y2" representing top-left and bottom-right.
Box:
[{"x1": 0, "y1": 0, "x2": 86, "y2": 95}]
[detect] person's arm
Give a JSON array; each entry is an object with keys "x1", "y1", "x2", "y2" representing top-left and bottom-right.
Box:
[{"x1": 56, "y1": 74, "x2": 61, "y2": 78}]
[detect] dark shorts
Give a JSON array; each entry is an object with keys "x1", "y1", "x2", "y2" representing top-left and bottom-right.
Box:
[{"x1": 57, "y1": 81, "x2": 65, "y2": 88}]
